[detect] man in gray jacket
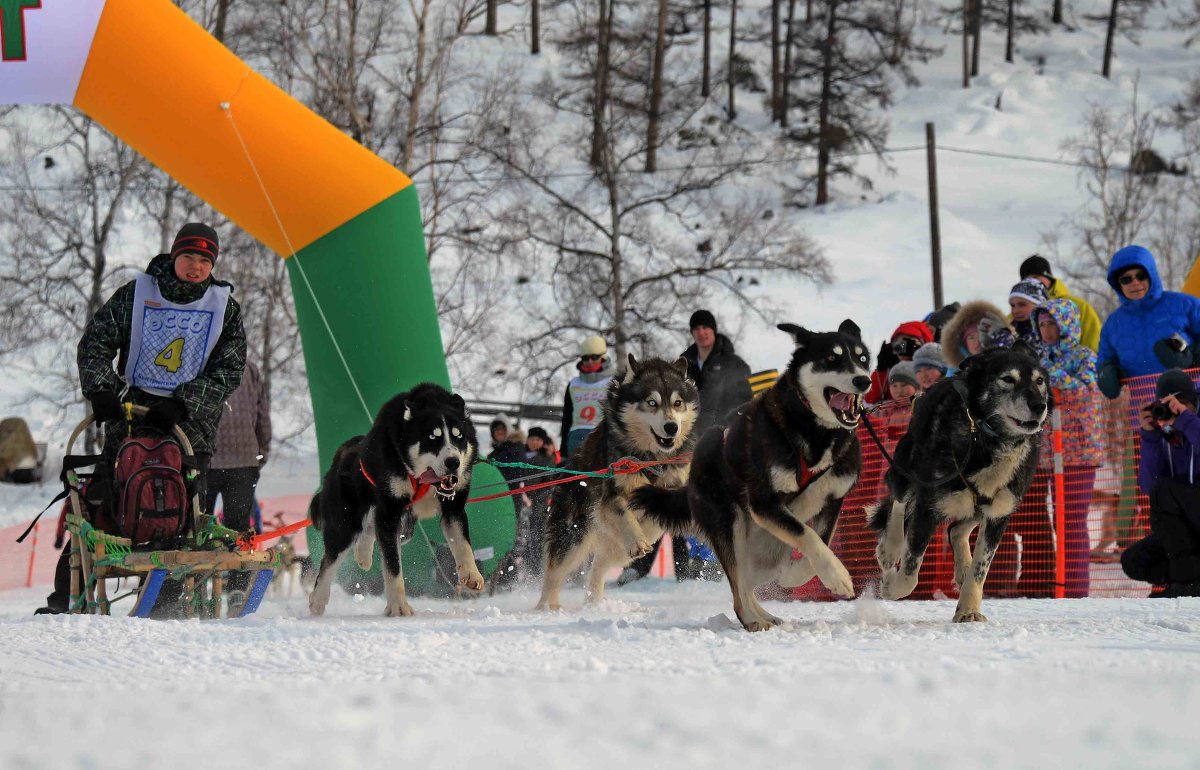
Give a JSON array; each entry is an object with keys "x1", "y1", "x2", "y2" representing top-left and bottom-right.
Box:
[{"x1": 207, "y1": 359, "x2": 272, "y2": 572}]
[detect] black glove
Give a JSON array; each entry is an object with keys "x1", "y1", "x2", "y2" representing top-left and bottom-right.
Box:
[
  {"x1": 1097, "y1": 361, "x2": 1123, "y2": 400},
  {"x1": 1153, "y1": 337, "x2": 1193, "y2": 370},
  {"x1": 53, "y1": 533, "x2": 64, "y2": 550},
  {"x1": 89, "y1": 391, "x2": 123, "y2": 422},
  {"x1": 876, "y1": 340, "x2": 900, "y2": 372},
  {"x1": 144, "y1": 399, "x2": 187, "y2": 434}
]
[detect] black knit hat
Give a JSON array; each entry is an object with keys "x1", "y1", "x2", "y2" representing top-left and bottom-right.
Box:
[
  {"x1": 1019, "y1": 255, "x2": 1053, "y2": 280},
  {"x1": 1156, "y1": 368, "x2": 1198, "y2": 403},
  {"x1": 689, "y1": 309, "x2": 717, "y2": 332},
  {"x1": 171, "y1": 223, "x2": 219, "y2": 263},
  {"x1": 527, "y1": 426, "x2": 550, "y2": 442}
]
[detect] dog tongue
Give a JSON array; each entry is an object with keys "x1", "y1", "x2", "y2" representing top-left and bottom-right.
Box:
[
  {"x1": 828, "y1": 392, "x2": 858, "y2": 412},
  {"x1": 417, "y1": 469, "x2": 442, "y2": 485}
]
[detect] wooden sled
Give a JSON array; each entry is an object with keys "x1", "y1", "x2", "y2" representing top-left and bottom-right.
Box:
[{"x1": 63, "y1": 406, "x2": 276, "y2": 619}]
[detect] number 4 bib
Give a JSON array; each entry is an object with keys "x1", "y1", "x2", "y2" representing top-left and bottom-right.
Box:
[{"x1": 124, "y1": 273, "x2": 231, "y2": 397}]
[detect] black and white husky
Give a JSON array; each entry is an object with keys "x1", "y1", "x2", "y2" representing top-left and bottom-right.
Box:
[
  {"x1": 308, "y1": 383, "x2": 481, "y2": 617},
  {"x1": 632, "y1": 321, "x2": 871, "y2": 631},
  {"x1": 536, "y1": 354, "x2": 699, "y2": 610},
  {"x1": 870, "y1": 344, "x2": 1051, "y2": 622}
]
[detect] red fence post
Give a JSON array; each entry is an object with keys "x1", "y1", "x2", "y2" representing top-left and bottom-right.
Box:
[
  {"x1": 1051, "y1": 399, "x2": 1066, "y2": 599},
  {"x1": 25, "y1": 522, "x2": 39, "y2": 588}
]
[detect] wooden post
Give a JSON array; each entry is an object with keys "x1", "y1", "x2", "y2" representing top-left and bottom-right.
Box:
[
  {"x1": 926, "y1": 122, "x2": 944, "y2": 310},
  {"x1": 962, "y1": 0, "x2": 970, "y2": 88}
]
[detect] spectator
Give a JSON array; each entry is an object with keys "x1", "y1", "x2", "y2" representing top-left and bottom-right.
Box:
[
  {"x1": 940, "y1": 300, "x2": 1013, "y2": 370},
  {"x1": 37, "y1": 223, "x2": 246, "y2": 615},
  {"x1": 517, "y1": 427, "x2": 555, "y2": 576},
  {"x1": 865, "y1": 321, "x2": 933, "y2": 405},
  {"x1": 1033, "y1": 299, "x2": 1103, "y2": 597},
  {"x1": 1019, "y1": 255, "x2": 1102, "y2": 352},
  {"x1": 911, "y1": 342, "x2": 948, "y2": 390},
  {"x1": 488, "y1": 421, "x2": 527, "y2": 490},
  {"x1": 1097, "y1": 245, "x2": 1200, "y2": 400},
  {"x1": 887, "y1": 361, "x2": 919, "y2": 401},
  {"x1": 681, "y1": 309, "x2": 753, "y2": 437},
  {"x1": 1007, "y1": 279, "x2": 1049, "y2": 352},
  {"x1": 924, "y1": 302, "x2": 961, "y2": 343},
  {"x1": 205, "y1": 358, "x2": 272, "y2": 603},
  {"x1": 561, "y1": 336, "x2": 615, "y2": 458},
  {"x1": 1121, "y1": 369, "x2": 1200, "y2": 597}
]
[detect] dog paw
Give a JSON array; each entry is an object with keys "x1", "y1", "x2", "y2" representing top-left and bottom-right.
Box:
[
  {"x1": 880, "y1": 569, "x2": 918, "y2": 601},
  {"x1": 818, "y1": 561, "x2": 856, "y2": 599},
  {"x1": 740, "y1": 615, "x2": 781, "y2": 632},
  {"x1": 627, "y1": 539, "x2": 653, "y2": 559},
  {"x1": 953, "y1": 607, "x2": 987, "y2": 623},
  {"x1": 386, "y1": 600, "x2": 415, "y2": 617},
  {"x1": 875, "y1": 541, "x2": 901, "y2": 571},
  {"x1": 308, "y1": 595, "x2": 327, "y2": 616},
  {"x1": 355, "y1": 551, "x2": 373, "y2": 571},
  {"x1": 459, "y1": 569, "x2": 485, "y2": 592}
]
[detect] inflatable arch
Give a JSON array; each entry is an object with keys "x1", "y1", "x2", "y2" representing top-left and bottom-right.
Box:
[{"x1": 0, "y1": 0, "x2": 512, "y2": 591}]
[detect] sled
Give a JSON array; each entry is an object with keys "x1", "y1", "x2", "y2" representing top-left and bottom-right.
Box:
[{"x1": 63, "y1": 406, "x2": 276, "y2": 619}]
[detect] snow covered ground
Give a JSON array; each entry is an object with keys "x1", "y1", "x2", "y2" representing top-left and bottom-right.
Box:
[{"x1": 2, "y1": 580, "x2": 1199, "y2": 769}]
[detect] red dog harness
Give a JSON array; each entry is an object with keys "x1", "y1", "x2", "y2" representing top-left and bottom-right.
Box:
[{"x1": 359, "y1": 457, "x2": 433, "y2": 503}]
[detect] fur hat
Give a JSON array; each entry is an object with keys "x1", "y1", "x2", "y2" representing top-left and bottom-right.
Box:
[
  {"x1": 912, "y1": 342, "x2": 948, "y2": 373},
  {"x1": 171, "y1": 223, "x2": 219, "y2": 263},
  {"x1": 689, "y1": 309, "x2": 717, "y2": 332},
  {"x1": 888, "y1": 361, "x2": 920, "y2": 389},
  {"x1": 1009, "y1": 279, "x2": 1048, "y2": 306},
  {"x1": 1156, "y1": 368, "x2": 1198, "y2": 403},
  {"x1": 1019, "y1": 255, "x2": 1053, "y2": 280},
  {"x1": 579, "y1": 336, "x2": 607, "y2": 358}
]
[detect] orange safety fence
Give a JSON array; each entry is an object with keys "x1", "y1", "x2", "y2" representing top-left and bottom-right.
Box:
[{"x1": 787, "y1": 371, "x2": 1178, "y2": 601}]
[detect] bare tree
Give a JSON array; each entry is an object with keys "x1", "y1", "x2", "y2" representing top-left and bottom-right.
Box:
[
  {"x1": 646, "y1": 0, "x2": 670, "y2": 171},
  {"x1": 786, "y1": 0, "x2": 937, "y2": 205},
  {"x1": 1045, "y1": 87, "x2": 1179, "y2": 317},
  {"x1": 0, "y1": 110, "x2": 146, "y2": 448},
  {"x1": 702, "y1": 0, "x2": 713, "y2": 97},
  {"x1": 727, "y1": 0, "x2": 738, "y2": 119},
  {"x1": 1088, "y1": 0, "x2": 1153, "y2": 80}
]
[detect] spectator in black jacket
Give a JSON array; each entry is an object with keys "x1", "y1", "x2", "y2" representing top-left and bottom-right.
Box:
[{"x1": 681, "y1": 310, "x2": 753, "y2": 438}]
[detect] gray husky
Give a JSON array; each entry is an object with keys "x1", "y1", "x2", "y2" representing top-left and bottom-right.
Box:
[
  {"x1": 870, "y1": 343, "x2": 1051, "y2": 622},
  {"x1": 536, "y1": 354, "x2": 699, "y2": 610}
]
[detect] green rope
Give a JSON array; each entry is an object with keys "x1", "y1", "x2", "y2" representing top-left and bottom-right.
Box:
[{"x1": 479, "y1": 457, "x2": 622, "y2": 478}]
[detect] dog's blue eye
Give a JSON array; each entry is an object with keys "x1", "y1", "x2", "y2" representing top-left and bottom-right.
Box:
[{"x1": 647, "y1": 399, "x2": 657, "y2": 408}]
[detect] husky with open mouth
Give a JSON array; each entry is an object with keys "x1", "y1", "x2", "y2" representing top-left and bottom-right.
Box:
[
  {"x1": 308, "y1": 383, "x2": 481, "y2": 618},
  {"x1": 631, "y1": 321, "x2": 871, "y2": 631},
  {"x1": 536, "y1": 354, "x2": 699, "y2": 610},
  {"x1": 870, "y1": 343, "x2": 1051, "y2": 623}
]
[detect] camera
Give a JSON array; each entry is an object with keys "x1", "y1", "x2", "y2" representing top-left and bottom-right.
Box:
[{"x1": 1150, "y1": 401, "x2": 1174, "y2": 422}]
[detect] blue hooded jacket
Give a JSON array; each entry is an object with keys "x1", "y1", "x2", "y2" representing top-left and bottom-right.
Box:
[{"x1": 1097, "y1": 245, "x2": 1200, "y2": 378}]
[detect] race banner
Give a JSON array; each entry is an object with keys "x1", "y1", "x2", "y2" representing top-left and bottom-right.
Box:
[{"x1": 0, "y1": 0, "x2": 106, "y2": 104}]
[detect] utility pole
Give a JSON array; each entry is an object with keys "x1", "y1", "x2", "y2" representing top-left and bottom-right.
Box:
[{"x1": 926, "y1": 122, "x2": 944, "y2": 310}]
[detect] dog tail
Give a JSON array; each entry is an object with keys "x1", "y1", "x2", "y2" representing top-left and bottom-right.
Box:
[
  {"x1": 865, "y1": 497, "x2": 892, "y2": 532},
  {"x1": 630, "y1": 486, "x2": 691, "y2": 531},
  {"x1": 307, "y1": 492, "x2": 323, "y2": 531}
]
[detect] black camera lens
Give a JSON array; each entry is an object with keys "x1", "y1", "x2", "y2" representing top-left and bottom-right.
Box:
[{"x1": 1151, "y1": 402, "x2": 1174, "y2": 421}]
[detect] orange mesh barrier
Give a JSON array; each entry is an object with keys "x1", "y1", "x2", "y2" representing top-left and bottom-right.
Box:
[{"x1": 788, "y1": 372, "x2": 1179, "y2": 601}]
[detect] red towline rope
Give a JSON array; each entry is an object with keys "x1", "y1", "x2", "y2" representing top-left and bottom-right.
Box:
[{"x1": 240, "y1": 454, "x2": 692, "y2": 551}]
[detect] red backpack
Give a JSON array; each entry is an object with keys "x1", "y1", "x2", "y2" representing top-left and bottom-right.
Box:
[{"x1": 111, "y1": 436, "x2": 190, "y2": 546}]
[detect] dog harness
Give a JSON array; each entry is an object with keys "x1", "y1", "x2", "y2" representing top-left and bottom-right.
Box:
[
  {"x1": 359, "y1": 457, "x2": 433, "y2": 504},
  {"x1": 760, "y1": 386, "x2": 835, "y2": 498}
]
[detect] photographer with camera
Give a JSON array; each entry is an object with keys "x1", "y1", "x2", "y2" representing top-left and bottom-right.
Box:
[{"x1": 1120, "y1": 369, "x2": 1200, "y2": 597}]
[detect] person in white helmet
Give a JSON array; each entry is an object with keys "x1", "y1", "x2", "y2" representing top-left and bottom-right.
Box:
[{"x1": 560, "y1": 335, "x2": 615, "y2": 458}]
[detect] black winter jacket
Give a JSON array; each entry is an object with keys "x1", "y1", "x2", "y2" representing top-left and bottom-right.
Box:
[
  {"x1": 78, "y1": 254, "x2": 247, "y2": 456},
  {"x1": 682, "y1": 334, "x2": 753, "y2": 437}
]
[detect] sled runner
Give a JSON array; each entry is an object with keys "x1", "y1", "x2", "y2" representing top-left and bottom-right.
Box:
[{"x1": 62, "y1": 406, "x2": 275, "y2": 618}]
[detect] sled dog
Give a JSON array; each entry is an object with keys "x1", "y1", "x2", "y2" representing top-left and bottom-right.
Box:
[
  {"x1": 308, "y1": 383, "x2": 482, "y2": 617},
  {"x1": 632, "y1": 321, "x2": 871, "y2": 631},
  {"x1": 870, "y1": 343, "x2": 1051, "y2": 622},
  {"x1": 536, "y1": 354, "x2": 699, "y2": 610}
]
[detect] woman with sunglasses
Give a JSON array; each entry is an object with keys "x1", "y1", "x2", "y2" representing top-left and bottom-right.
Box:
[{"x1": 1097, "y1": 245, "x2": 1200, "y2": 400}]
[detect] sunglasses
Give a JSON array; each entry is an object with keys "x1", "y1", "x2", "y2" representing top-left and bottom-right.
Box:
[
  {"x1": 1119, "y1": 271, "x2": 1149, "y2": 286},
  {"x1": 580, "y1": 354, "x2": 603, "y2": 361}
]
